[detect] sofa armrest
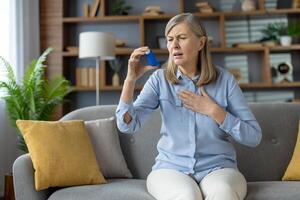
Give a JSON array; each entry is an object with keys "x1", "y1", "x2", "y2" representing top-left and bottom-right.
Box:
[{"x1": 13, "y1": 154, "x2": 51, "y2": 200}]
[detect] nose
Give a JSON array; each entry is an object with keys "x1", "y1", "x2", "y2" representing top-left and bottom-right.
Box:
[{"x1": 170, "y1": 39, "x2": 180, "y2": 49}]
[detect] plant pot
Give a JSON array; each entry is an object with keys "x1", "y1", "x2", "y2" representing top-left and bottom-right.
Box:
[
  {"x1": 280, "y1": 36, "x2": 292, "y2": 46},
  {"x1": 262, "y1": 40, "x2": 277, "y2": 47},
  {"x1": 4, "y1": 173, "x2": 15, "y2": 200},
  {"x1": 112, "y1": 73, "x2": 120, "y2": 87}
]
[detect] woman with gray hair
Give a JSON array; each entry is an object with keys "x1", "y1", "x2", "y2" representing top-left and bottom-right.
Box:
[{"x1": 116, "y1": 13, "x2": 262, "y2": 200}]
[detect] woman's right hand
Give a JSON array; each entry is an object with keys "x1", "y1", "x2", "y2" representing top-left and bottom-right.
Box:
[{"x1": 126, "y1": 46, "x2": 157, "y2": 81}]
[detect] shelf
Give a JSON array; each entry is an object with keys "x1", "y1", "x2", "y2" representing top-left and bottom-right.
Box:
[
  {"x1": 62, "y1": 48, "x2": 136, "y2": 57},
  {"x1": 152, "y1": 49, "x2": 169, "y2": 54},
  {"x1": 222, "y1": 8, "x2": 300, "y2": 17},
  {"x1": 269, "y1": 45, "x2": 300, "y2": 52},
  {"x1": 211, "y1": 45, "x2": 300, "y2": 53},
  {"x1": 72, "y1": 82, "x2": 300, "y2": 92},
  {"x1": 63, "y1": 15, "x2": 140, "y2": 23},
  {"x1": 266, "y1": 8, "x2": 300, "y2": 15},
  {"x1": 210, "y1": 47, "x2": 265, "y2": 53},
  {"x1": 142, "y1": 14, "x2": 176, "y2": 20},
  {"x1": 62, "y1": 45, "x2": 300, "y2": 57},
  {"x1": 193, "y1": 12, "x2": 222, "y2": 18},
  {"x1": 63, "y1": 9, "x2": 300, "y2": 24},
  {"x1": 222, "y1": 10, "x2": 266, "y2": 17},
  {"x1": 115, "y1": 48, "x2": 134, "y2": 55},
  {"x1": 240, "y1": 82, "x2": 300, "y2": 89},
  {"x1": 62, "y1": 51, "x2": 78, "y2": 57},
  {"x1": 63, "y1": 14, "x2": 175, "y2": 23}
]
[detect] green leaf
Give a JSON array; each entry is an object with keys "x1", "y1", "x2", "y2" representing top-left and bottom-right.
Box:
[
  {"x1": 0, "y1": 47, "x2": 71, "y2": 152},
  {"x1": 0, "y1": 56, "x2": 16, "y2": 84}
]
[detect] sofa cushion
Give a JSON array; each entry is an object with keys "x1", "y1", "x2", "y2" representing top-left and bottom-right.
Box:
[
  {"x1": 84, "y1": 117, "x2": 132, "y2": 178},
  {"x1": 47, "y1": 179, "x2": 155, "y2": 200},
  {"x1": 16, "y1": 120, "x2": 106, "y2": 191},
  {"x1": 282, "y1": 121, "x2": 300, "y2": 180},
  {"x1": 246, "y1": 181, "x2": 300, "y2": 200},
  {"x1": 48, "y1": 180, "x2": 300, "y2": 200},
  {"x1": 234, "y1": 103, "x2": 300, "y2": 182}
]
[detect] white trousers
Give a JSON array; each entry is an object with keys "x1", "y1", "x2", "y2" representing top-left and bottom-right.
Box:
[{"x1": 146, "y1": 168, "x2": 247, "y2": 200}]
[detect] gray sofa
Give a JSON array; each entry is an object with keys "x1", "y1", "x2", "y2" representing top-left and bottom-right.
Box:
[{"x1": 13, "y1": 103, "x2": 300, "y2": 200}]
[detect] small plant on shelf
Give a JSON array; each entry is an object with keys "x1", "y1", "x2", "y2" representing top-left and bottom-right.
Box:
[
  {"x1": 287, "y1": 21, "x2": 300, "y2": 42},
  {"x1": 111, "y1": 0, "x2": 132, "y2": 15},
  {"x1": 109, "y1": 57, "x2": 122, "y2": 86},
  {"x1": 260, "y1": 23, "x2": 281, "y2": 43},
  {"x1": 259, "y1": 22, "x2": 300, "y2": 46}
]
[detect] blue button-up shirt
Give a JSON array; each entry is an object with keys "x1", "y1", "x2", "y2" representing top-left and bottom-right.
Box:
[{"x1": 116, "y1": 66, "x2": 262, "y2": 182}]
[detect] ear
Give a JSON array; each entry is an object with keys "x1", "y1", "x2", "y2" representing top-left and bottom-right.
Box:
[{"x1": 198, "y1": 36, "x2": 206, "y2": 51}]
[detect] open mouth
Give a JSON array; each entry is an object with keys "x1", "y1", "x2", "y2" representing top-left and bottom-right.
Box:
[{"x1": 173, "y1": 52, "x2": 183, "y2": 58}]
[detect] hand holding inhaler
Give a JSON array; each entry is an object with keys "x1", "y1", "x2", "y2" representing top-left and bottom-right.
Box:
[
  {"x1": 145, "y1": 49, "x2": 160, "y2": 67},
  {"x1": 127, "y1": 47, "x2": 159, "y2": 81}
]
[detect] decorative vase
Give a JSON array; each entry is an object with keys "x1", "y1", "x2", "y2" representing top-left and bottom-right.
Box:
[
  {"x1": 280, "y1": 36, "x2": 292, "y2": 46},
  {"x1": 112, "y1": 72, "x2": 120, "y2": 86},
  {"x1": 241, "y1": 0, "x2": 256, "y2": 11}
]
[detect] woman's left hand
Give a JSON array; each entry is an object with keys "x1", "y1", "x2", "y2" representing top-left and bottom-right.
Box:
[{"x1": 178, "y1": 87, "x2": 226, "y2": 124}]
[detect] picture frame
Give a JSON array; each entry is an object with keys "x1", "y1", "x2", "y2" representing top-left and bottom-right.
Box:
[{"x1": 157, "y1": 36, "x2": 167, "y2": 49}]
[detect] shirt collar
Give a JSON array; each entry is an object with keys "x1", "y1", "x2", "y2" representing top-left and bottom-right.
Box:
[
  {"x1": 176, "y1": 68, "x2": 200, "y2": 82},
  {"x1": 176, "y1": 68, "x2": 183, "y2": 80}
]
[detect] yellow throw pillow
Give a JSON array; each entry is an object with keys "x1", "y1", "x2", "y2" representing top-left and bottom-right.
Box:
[
  {"x1": 16, "y1": 120, "x2": 106, "y2": 191},
  {"x1": 282, "y1": 121, "x2": 300, "y2": 181}
]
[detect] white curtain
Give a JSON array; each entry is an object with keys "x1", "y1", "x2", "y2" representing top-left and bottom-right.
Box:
[{"x1": 0, "y1": 0, "x2": 40, "y2": 196}]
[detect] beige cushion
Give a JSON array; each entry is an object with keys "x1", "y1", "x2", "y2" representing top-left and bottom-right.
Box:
[{"x1": 85, "y1": 117, "x2": 132, "y2": 178}]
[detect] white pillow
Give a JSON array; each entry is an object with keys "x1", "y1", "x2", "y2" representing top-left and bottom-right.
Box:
[{"x1": 84, "y1": 117, "x2": 132, "y2": 178}]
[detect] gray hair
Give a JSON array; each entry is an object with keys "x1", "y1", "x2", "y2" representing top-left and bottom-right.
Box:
[
  {"x1": 165, "y1": 13, "x2": 207, "y2": 38},
  {"x1": 164, "y1": 13, "x2": 218, "y2": 86}
]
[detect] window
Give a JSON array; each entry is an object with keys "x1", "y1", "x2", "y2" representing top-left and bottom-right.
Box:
[{"x1": 0, "y1": 0, "x2": 15, "y2": 96}]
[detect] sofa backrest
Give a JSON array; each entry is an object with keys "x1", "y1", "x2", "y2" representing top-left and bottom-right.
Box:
[{"x1": 61, "y1": 103, "x2": 300, "y2": 182}]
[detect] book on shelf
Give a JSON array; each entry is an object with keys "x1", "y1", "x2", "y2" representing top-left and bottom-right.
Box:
[
  {"x1": 88, "y1": 68, "x2": 96, "y2": 87},
  {"x1": 76, "y1": 67, "x2": 97, "y2": 87},
  {"x1": 90, "y1": 0, "x2": 100, "y2": 17},
  {"x1": 76, "y1": 68, "x2": 81, "y2": 87}
]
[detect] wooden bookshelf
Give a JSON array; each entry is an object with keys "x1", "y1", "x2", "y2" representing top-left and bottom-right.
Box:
[{"x1": 40, "y1": 0, "x2": 300, "y2": 115}]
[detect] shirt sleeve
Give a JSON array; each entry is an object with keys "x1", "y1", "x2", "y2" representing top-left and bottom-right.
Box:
[
  {"x1": 115, "y1": 70, "x2": 160, "y2": 134},
  {"x1": 219, "y1": 73, "x2": 262, "y2": 147}
]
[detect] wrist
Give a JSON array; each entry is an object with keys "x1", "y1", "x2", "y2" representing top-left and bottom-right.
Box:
[
  {"x1": 211, "y1": 104, "x2": 226, "y2": 125},
  {"x1": 124, "y1": 77, "x2": 136, "y2": 84}
]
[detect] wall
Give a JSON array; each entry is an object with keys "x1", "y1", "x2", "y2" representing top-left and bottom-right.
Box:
[
  {"x1": 0, "y1": 100, "x2": 18, "y2": 197},
  {"x1": 0, "y1": 0, "x2": 40, "y2": 196}
]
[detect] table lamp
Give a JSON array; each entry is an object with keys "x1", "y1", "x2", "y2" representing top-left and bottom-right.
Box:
[{"x1": 79, "y1": 32, "x2": 115, "y2": 105}]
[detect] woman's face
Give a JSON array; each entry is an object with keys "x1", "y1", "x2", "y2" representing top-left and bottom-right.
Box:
[{"x1": 166, "y1": 22, "x2": 205, "y2": 68}]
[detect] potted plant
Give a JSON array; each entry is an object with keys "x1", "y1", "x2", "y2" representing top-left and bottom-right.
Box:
[
  {"x1": 287, "y1": 21, "x2": 300, "y2": 43},
  {"x1": 276, "y1": 22, "x2": 292, "y2": 46},
  {"x1": 259, "y1": 23, "x2": 281, "y2": 46},
  {"x1": 0, "y1": 47, "x2": 72, "y2": 152},
  {"x1": 260, "y1": 22, "x2": 300, "y2": 46},
  {"x1": 274, "y1": 22, "x2": 300, "y2": 46},
  {"x1": 111, "y1": 0, "x2": 132, "y2": 15}
]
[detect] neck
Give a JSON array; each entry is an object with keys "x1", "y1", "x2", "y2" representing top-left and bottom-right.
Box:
[
  {"x1": 178, "y1": 59, "x2": 199, "y2": 79},
  {"x1": 178, "y1": 66, "x2": 199, "y2": 79}
]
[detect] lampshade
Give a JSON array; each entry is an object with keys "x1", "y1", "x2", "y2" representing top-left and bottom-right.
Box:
[{"x1": 79, "y1": 32, "x2": 116, "y2": 60}]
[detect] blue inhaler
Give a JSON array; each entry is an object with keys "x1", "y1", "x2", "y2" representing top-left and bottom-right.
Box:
[{"x1": 145, "y1": 49, "x2": 160, "y2": 67}]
